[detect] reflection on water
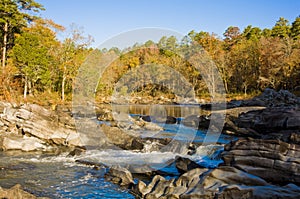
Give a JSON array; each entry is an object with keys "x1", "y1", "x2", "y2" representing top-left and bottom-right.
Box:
[{"x1": 112, "y1": 104, "x2": 208, "y2": 118}]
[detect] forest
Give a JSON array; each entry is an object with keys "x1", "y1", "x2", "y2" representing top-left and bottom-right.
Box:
[{"x1": 0, "y1": 0, "x2": 300, "y2": 104}]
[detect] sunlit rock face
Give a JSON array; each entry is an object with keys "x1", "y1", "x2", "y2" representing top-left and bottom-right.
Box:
[{"x1": 0, "y1": 102, "x2": 82, "y2": 152}]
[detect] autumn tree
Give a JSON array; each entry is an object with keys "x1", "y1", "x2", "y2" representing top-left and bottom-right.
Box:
[
  {"x1": 271, "y1": 17, "x2": 290, "y2": 38},
  {"x1": 258, "y1": 37, "x2": 286, "y2": 89},
  {"x1": 291, "y1": 16, "x2": 300, "y2": 39},
  {"x1": 55, "y1": 25, "x2": 93, "y2": 101},
  {"x1": 12, "y1": 30, "x2": 49, "y2": 98},
  {"x1": 223, "y1": 26, "x2": 241, "y2": 50},
  {"x1": 243, "y1": 25, "x2": 262, "y2": 40},
  {"x1": 11, "y1": 19, "x2": 62, "y2": 98},
  {"x1": 0, "y1": 0, "x2": 44, "y2": 69}
]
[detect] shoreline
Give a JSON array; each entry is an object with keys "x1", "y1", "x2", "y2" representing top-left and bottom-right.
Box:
[{"x1": 0, "y1": 88, "x2": 300, "y2": 198}]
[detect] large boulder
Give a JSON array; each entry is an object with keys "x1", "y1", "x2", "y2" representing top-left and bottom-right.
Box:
[
  {"x1": 222, "y1": 138, "x2": 300, "y2": 185},
  {"x1": 181, "y1": 115, "x2": 210, "y2": 130},
  {"x1": 242, "y1": 88, "x2": 300, "y2": 108},
  {"x1": 2, "y1": 135, "x2": 47, "y2": 151},
  {"x1": 100, "y1": 124, "x2": 139, "y2": 150},
  {"x1": 220, "y1": 106, "x2": 300, "y2": 139},
  {"x1": 175, "y1": 156, "x2": 204, "y2": 174},
  {"x1": 0, "y1": 103, "x2": 82, "y2": 152},
  {"x1": 100, "y1": 124, "x2": 189, "y2": 154},
  {"x1": 105, "y1": 165, "x2": 134, "y2": 187},
  {"x1": 0, "y1": 184, "x2": 49, "y2": 199},
  {"x1": 236, "y1": 107, "x2": 300, "y2": 135}
]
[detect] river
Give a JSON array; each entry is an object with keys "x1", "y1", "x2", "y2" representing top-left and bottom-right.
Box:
[{"x1": 0, "y1": 105, "x2": 235, "y2": 198}]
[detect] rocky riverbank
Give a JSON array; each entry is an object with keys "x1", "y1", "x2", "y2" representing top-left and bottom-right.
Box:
[
  {"x1": 1, "y1": 88, "x2": 300, "y2": 198},
  {"x1": 103, "y1": 89, "x2": 300, "y2": 198},
  {"x1": 105, "y1": 137, "x2": 300, "y2": 198},
  {"x1": 0, "y1": 102, "x2": 82, "y2": 152}
]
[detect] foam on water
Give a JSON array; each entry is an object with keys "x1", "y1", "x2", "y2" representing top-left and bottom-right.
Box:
[
  {"x1": 0, "y1": 118, "x2": 235, "y2": 198},
  {"x1": 79, "y1": 149, "x2": 180, "y2": 171},
  {"x1": 0, "y1": 152, "x2": 134, "y2": 198},
  {"x1": 189, "y1": 144, "x2": 225, "y2": 168}
]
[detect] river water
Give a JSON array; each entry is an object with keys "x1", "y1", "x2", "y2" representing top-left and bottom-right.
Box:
[{"x1": 0, "y1": 105, "x2": 234, "y2": 198}]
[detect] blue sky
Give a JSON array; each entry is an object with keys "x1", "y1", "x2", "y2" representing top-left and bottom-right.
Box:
[{"x1": 38, "y1": 0, "x2": 300, "y2": 48}]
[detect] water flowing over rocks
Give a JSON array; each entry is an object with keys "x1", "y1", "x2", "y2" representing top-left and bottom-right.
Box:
[
  {"x1": 0, "y1": 102, "x2": 82, "y2": 152},
  {"x1": 102, "y1": 89, "x2": 300, "y2": 198},
  {"x1": 2, "y1": 88, "x2": 300, "y2": 198},
  {"x1": 100, "y1": 124, "x2": 189, "y2": 154}
]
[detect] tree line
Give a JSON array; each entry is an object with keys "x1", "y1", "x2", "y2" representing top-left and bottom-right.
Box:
[
  {"x1": 1, "y1": 0, "x2": 300, "y2": 103},
  {"x1": 96, "y1": 16, "x2": 300, "y2": 99}
]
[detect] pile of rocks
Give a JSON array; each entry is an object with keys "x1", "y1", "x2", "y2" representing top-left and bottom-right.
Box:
[
  {"x1": 104, "y1": 135, "x2": 300, "y2": 198},
  {"x1": 106, "y1": 164, "x2": 300, "y2": 199},
  {"x1": 242, "y1": 88, "x2": 300, "y2": 107},
  {"x1": 103, "y1": 88, "x2": 300, "y2": 198}
]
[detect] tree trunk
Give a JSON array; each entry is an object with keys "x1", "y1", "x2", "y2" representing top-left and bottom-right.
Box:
[
  {"x1": 2, "y1": 22, "x2": 8, "y2": 69},
  {"x1": 62, "y1": 69, "x2": 66, "y2": 101},
  {"x1": 223, "y1": 77, "x2": 229, "y2": 93},
  {"x1": 28, "y1": 80, "x2": 33, "y2": 96},
  {"x1": 24, "y1": 75, "x2": 28, "y2": 99},
  {"x1": 244, "y1": 84, "x2": 248, "y2": 96}
]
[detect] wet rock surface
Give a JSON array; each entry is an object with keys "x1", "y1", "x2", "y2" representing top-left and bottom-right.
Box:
[
  {"x1": 175, "y1": 156, "x2": 204, "y2": 174},
  {"x1": 105, "y1": 165, "x2": 134, "y2": 187},
  {"x1": 100, "y1": 124, "x2": 189, "y2": 154}
]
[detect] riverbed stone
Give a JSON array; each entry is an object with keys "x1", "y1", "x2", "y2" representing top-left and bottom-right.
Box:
[
  {"x1": 106, "y1": 165, "x2": 134, "y2": 187},
  {"x1": 2, "y1": 135, "x2": 47, "y2": 151},
  {"x1": 0, "y1": 184, "x2": 49, "y2": 199},
  {"x1": 222, "y1": 138, "x2": 300, "y2": 185},
  {"x1": 131, "y1": 166, "x2": 294, "y2": 199},
  {"x1": 175, "y1": 156, "x2": 204, "y2": 174}
]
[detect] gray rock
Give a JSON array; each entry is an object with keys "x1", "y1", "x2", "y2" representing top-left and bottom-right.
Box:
[
  {"x1": 222, "y1": 138, "x2": 300, "y2": 185},
  {"x1": 2, "y1": 135, "x2": 47, "y2": 151},
  {"x1": 134, "y1": 175, "x2": 166, "y2": 197},
  {"x1": 0, "y1": 184, "x2": 49, "y2": 199},
  {"x1": 242, "y1": 88, "x2": 300, "y2": 108},
  {"x1": 106, "y1": 165, "x2": 134, "y2": 187},
  {"x1": 132, "y1": 166, "x2": 294, "y2": 199},
  {"x1": 0, "y1": 102, "x2": 82, "y2": 152},
  {"x1": 175, "y1": 156, "x2": 204, "y2": 174},
  {"x1": 182, "y1": 115, "x2": 210, "y2": 130}
]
